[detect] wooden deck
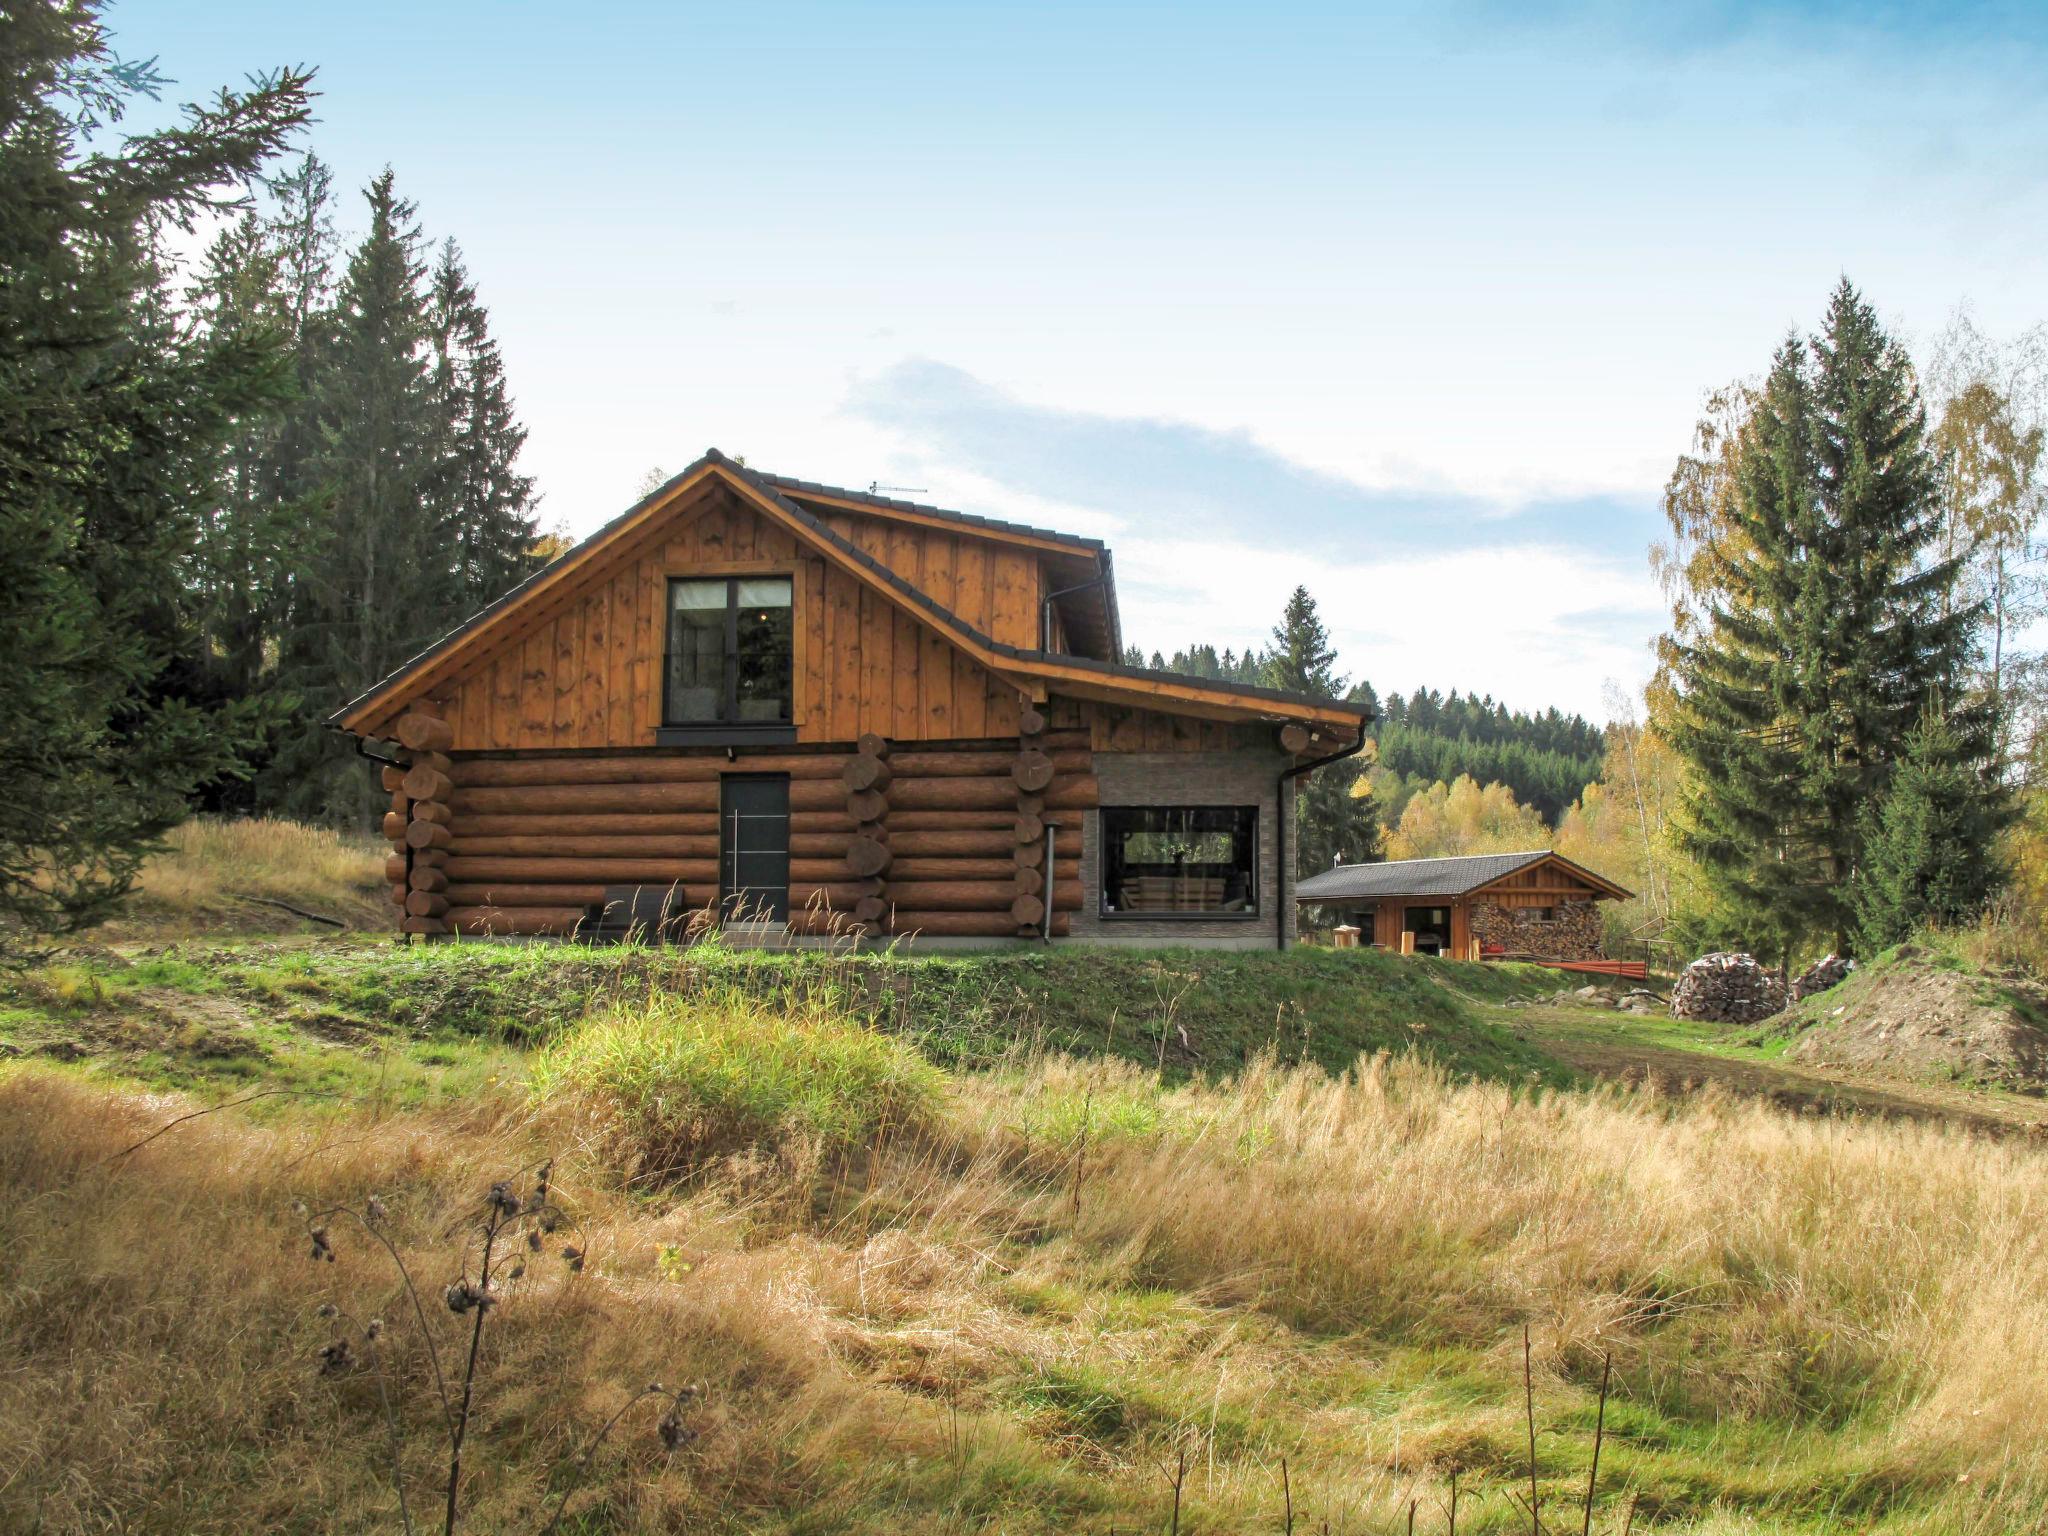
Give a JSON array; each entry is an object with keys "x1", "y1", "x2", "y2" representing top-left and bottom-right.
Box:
[{"x1": 1529, "y1": 957, "x2": 1649, "y2": 981}]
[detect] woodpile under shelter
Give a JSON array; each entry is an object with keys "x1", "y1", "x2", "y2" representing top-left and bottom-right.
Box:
[
  {"x1": 333, "y1": 450, "x2": 1371, "y2": 948},
  {"x1": 1294, "y1": 850, "x2": 1631, "y2": 965}
]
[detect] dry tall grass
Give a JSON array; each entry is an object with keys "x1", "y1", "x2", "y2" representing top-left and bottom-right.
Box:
[
  {"x1": 2, "y1": 1036, "x2": 2043, "y2": 1532},
  {"x1": 112, "y1": 817, "x2": 387, "y2": 934}
]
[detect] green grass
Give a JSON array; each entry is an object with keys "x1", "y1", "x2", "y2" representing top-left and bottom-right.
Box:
[
  {"x1": 0, "y1": 938, "x2": 526, "y2": 1113},
  {"x1": 530, "y1": 989, "x2": 947, "y2": 1174},
  {"x1": 0, "y1": 936, "x2": 1581, "y2": 1109}
]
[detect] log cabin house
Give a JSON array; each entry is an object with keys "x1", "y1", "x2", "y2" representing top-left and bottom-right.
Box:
[
  {"x1": 332, "y1": 450, "x2": 1372, "y2": 948},
  {"x1": 1294, "y1": 850, "x2": 1631, "y2": 963}
]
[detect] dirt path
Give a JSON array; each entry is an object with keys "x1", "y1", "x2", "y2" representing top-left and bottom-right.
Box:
[{"x1": 1504, "y1": 1002, "x2": 2048, "y2": 1137}]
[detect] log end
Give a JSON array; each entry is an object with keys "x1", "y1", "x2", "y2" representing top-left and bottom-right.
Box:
[{"x1": 845, "y1": 835, "x2": 892, "y2": 879}]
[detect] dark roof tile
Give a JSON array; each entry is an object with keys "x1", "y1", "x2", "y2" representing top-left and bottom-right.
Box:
[{"x1": 1295, "y1": 851, "x2": 1557, "y2": 901}]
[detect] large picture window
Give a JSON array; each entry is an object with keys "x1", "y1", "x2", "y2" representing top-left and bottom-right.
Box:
[
  {"x1": 664, "y1": 576, "x2": 793, "y2": 727},
  {"x1": 1099, "y1": 806, "x2": 1258, "y2": 918}
]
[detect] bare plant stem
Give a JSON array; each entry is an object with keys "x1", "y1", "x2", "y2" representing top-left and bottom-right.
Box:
[
  {"x1": 103, "y1": 1088, "x2": 326, "y2": 1165},
  {"x1": 313, "y1": 1204, "x2": 454, "y2": 1424},
  {"x1": 445, "y1": 1212, "x2": 502, "y2": 1535},
  {"x1": 1524, "y1": 1325, "x2": 1539, "y2": 1536},
  {"x1": 1448, "y1": 1469, "x2": 1459, "y2": 1536},
  {"x1": 1582, "y1": 1353, "x2": 1611, "y2": 1536},
  {"x1": 336, "y1": 1305, "x2": 416, "y2": 1536},
  {"x1": 535, "y1": 1387, "x2": 663, "y2": 1536},
  {"x1": 1281, "y1": 1455, "x2": 1292, "y2": 1535},
  {"x1": 373, "y1": 1346, "x2": 418, "y2": 1536}
]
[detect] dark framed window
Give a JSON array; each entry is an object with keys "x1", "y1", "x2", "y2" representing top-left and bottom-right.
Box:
[
  {"x1": 1099, "y1": 806, "x2": 1258, "y2": 918},
  {"x1": 663, "y1": 576, "x2": 793, "y2": 727}
]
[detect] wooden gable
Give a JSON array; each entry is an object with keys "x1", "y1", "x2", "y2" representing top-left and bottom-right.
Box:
[
  {"x1": 339, "y1": 451, "x2": 1371, "y2": 749},
  {"x1": 357, "y1": 476, "x2": 1027, "y2": 750},
  {"x1": 803, "y1": 506, "x2": 1045, "y2": 652},
  {"x1": 1468, "y1": 854, "x2": 1630, "y2": 906}
]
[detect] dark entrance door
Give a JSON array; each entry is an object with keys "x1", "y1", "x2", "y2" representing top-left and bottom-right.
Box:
[
  {"x1": 720, "y1": 775, "x2": 790, "y2": 923},
  {"x1": 1403, "y1": 905, "x2": 1452, "y2": 956}
]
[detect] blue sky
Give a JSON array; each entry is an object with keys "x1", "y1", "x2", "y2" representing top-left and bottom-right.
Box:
[{"x1": 126, "y1": 1, "x2": 2048, "y2": 717}]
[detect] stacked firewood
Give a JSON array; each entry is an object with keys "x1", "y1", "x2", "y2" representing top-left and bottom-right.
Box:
[
  {"x1": 1791, "y1": 953, "x2": 1852, "y2": 1002},
  {"x1": 1670, "y1": 951, "x2": 1787, "y2": 1023}
]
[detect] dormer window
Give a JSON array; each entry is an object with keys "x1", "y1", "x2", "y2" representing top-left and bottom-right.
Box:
[{"x1": 664, "y1": 576, "x2": 792, "y2": 726}]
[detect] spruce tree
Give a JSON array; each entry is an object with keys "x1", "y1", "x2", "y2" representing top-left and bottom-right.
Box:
[
  {"x1": 185, "y1": 214, "x2": 295, "y2": 707},
  {"x1": 426, "y1": 239, "x2": 540, "y2": 609},
  {"x1": 275, "y1": 170, "x2": 444, "y2": 823},
  {"x1": 1265, "y1": 585, "x2": 1343, "y2": 697},
  {"x1": 1853, "y1": 710, "x2": 2007, "y2": 952},
  {"x1": 1669, "y1": 281, "x2": 1992, "y2": 960},
  {"x1": 0, "y1": 0, "x2": 308, "y2": 945},
  {"x1": 1263, "y1": 587, "x2": 1379, "y2": 874}
]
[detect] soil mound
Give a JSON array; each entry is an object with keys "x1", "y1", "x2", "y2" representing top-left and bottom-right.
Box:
[{"x1": 1786, "y1": 955, "x2": 2048, "y2": 1092}]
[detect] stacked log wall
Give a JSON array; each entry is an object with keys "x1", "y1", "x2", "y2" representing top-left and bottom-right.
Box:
[
  {"x1": 431, "y1": 737, "x2": 1097, "y2": 941},
  {"x1": 379, "y1": 711, "x2": 457, "y2": 938}
]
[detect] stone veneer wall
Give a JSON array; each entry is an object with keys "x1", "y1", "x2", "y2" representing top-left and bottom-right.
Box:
[
  {"x1": 1070, "y1": 749, "x2": 1293, "y2": 949},
  {"x1": 1469, "y1": 899, "x2": 1603, "y2": 961}
]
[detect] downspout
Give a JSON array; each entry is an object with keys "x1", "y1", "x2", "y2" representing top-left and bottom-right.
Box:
[
  {"x1": 1041, "y1": 574, "x2": 1112, "y2": 652},
  {"x1": 1275, "y1": 717, "x2": 1372, "y2": 952},
  {"x1": 1041, "y1": 820, "x2": 1058, "y2": 943},
  {"x1": 352, "y1": 733, "x2": 406, "y2": 771}
]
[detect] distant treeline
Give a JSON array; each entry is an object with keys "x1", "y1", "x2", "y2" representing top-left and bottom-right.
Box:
[
  {"x1": 1374, "y1": 690, "x2": 1604, "y2": 825},
  {"x1": 1126, "y1": 645, "x2": 1603, "y2": 825}
]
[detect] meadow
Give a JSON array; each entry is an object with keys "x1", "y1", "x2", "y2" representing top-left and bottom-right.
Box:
[{"x1": 0, "y1": 825, "x2": 2042, "y2": 1534}]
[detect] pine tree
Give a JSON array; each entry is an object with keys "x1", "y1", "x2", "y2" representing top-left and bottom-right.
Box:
[
  {"x1": 1265, "y1": 585, "x2": 1343, "y2": 697},
  {"x1": 1669, "y1": 282, "x2": 1993, "y2": 960},
  {"x1": 274, "y1": 169, "x2": 444, "y2": 822},
  {"x1": 0, "y1": 0, "x2": 309, "y2": 945},
  {"x1": 426, "y1": 239, "x2": 540, "y2": 609},
  {"x1": 263, "y1": 151, "x2": 342, "y2": 549},
  {"x1": 1854, "y1": 711, "x2": 2006, "y2": 952},
  {"x1": 1261, "y1": 587, "x2": 1378, "y2": 874},
  {"x1": 185, "y1": 215, "x2": 295, "y2": 704}
]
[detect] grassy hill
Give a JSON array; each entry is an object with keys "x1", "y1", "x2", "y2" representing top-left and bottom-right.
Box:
[
  {"x1": 3, "y1": 827, "x2": 2045, "y2": 1532},
  {"x1": 0, "y1": 935, "x2": 1575, "y2": 1110}
]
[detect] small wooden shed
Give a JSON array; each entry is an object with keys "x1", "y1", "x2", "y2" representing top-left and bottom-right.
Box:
[{"x1": 1294, "y1": 850, "x2": 1631, "y2": 963}]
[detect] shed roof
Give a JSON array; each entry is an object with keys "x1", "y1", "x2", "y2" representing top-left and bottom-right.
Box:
[{"x1": 1294, "y1": 851, "x2": 1630, "y2": 902}]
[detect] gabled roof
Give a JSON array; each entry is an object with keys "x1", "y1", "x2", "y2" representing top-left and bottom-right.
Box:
[
  {"x1": 329, "y1": 449, "x2": 1369, "y2": 736},
  {"x1": 763, "y1": 472, "x2": 1104, "y2": 553},
  {"x1": 1294, "y1": 850, "x2": 1632, "y2": 902},
  {"x1": 764, "y1": 471, "x2": 1120, "y2": 660}
]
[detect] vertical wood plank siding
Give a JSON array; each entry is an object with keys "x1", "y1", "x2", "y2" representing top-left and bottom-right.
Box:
[{"x1": 361, "y1": 484, "x2": 1052, "y2": 750}]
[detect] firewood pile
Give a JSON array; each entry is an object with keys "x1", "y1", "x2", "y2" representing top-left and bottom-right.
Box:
[
  {"x1": 1670, "y1": 951, "x2": 1787, "y2": 1023},
  {"x1": 1791, "y1": 953, "x2": 1852, "y2": 1002}
]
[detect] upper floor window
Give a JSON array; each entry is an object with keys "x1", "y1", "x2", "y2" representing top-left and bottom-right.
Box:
[{"x1": 664, "y1": 576, "x2": 792, "y2": 726}]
